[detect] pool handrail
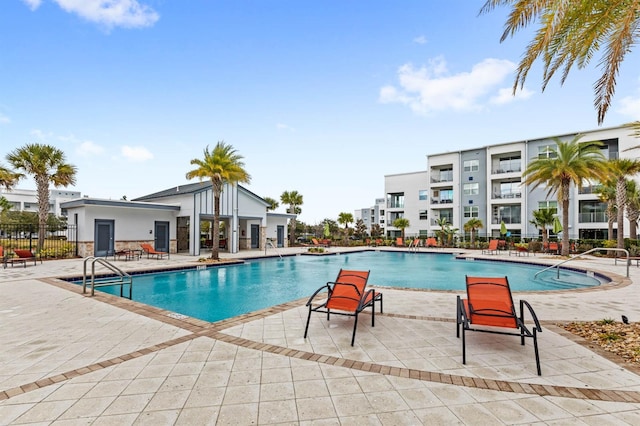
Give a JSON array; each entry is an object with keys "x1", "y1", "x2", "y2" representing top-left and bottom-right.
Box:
[
  {"x1": 82, "y1": 256, "x2": 133, "y2": 298},
  {"x1": 533, "y1": 247, "x2": 629, "y2": 279}
]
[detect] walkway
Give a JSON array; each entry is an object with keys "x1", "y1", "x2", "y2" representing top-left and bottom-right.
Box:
[{"x1": 0, "y1": 247, "x2": 639, "y2": 424}]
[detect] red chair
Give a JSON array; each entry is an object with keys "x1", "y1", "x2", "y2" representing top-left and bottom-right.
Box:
[
  {"x1": 4, "y1": 248, "x2": 41, "y2": 268},
  {"x1": 304, "y1": 269, "x2": 383, "y2": 346},
  {"x1": 140, "y1": 243, "x2": 169, "y2": 259},
  {"x1": 456, "y1": 276, "x2": 542, "y2": 375}
]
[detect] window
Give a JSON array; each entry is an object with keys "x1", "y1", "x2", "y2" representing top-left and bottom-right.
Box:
[
  {"x1": 464, "y1": 206, "x2": 479, "y2": 218},
  {"x1": 500, "y1": 182, "x2": 521, "y2": 198},
  {"x1": 418, "y1": 190, "x2": 428, "y2": 201},
  {"x1": 498, "y1": 205, "x2": 521, "y2": 224},
  {"x1": 387, "y1": 193, "x2": 404, "y2": 208},
  {"x1": 419, "y1": 210, "x2": 428, "y2": 220},
  {"x1": 419, "y1": 230, "x2": 429, "y2": 236},
  {"x1": 498, "y1": 156, "x2": 521, "y2": 173},
  {"x1": 538, "y1": 145, "x2": 557, "y2": 158},
  {"x1": 538, "y1": 201, "x2": 558, "y2": 214},
  {"x1": 463, "y1": 183, "x2": 479, "y2": 195},
  {"x1": 463, "y1": 159, "x2": 479, "y2": 172},
  {"x1": 579, "y1": 201, "x2": 607, "y2": 223},
  {"x1": 440, "y1": 189, "x2": 453, "y2": 202}
]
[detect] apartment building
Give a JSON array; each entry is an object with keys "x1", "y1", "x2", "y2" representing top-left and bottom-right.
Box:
[
  {"x1": 383, "y1": 171, "x2": 430, "y2": 238},
  {"x1": 354, "y1": 197, "x2": 386, "y2": 234},
  {"x1": 424, "y1": 125, "x2": 637, "y2": 240},
  {"x1": 0, "y1": 188, "x2": 82, "y2": 217}
]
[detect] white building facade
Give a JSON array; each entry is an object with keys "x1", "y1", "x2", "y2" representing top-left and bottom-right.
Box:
[
  {"x1": 421, "y1": 125, "x2": 638, "y2": 240},
  {"x1": 383, "y1": 171, "x2": 430, "y2": 238}
]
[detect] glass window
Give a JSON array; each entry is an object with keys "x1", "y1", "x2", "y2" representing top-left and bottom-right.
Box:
[
  {"x1": 464, "y1": 206, "x2": 479, "y2": 218},
  {"x1": 387, "y1": 193, "x2": 404, "y2": 208},
  {"x1": 500, "y1": 182, "x2": 521, "y2": 198},
  {"x1": 538, "y1": 201, "x2": 558, "y2": 214},
  {"x1": 418, "y1": 190, "x2": 428, "y2": 201},
  {"x1": 538, "y1": 145, "x2": 557, "y2": 159},
  {"x1": 463, "y1": 183, "x2": 479, "y2": 195},
  {"x1": 440, "y1": 189, "x2": 453, "y2": 202},
  {"x1": 463, "y1": 159, "x2": 479, "y2": 172},
  {"x1": 498, "y1": 205, "x2": 521, "y2": 224},
  {"x1": 419, "y1": 210, "x2": 428, "y2": 220}
]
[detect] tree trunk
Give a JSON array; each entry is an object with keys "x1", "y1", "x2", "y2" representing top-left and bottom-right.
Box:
[
  {"x1": 541, "y1": 227, "x2": 548, "y2": 249},
  {"x1": 617, "y1": 178, "x2": 627, "y2": 249},
  {"x1": 212, "y1": 193, "x2": 221, "y2": 260},
  {"x1": 607, "y1": 200, "x2": 615, "y2": 240},
  {"x1": 561, "y1": 181, "x2": 570, "y2": 256},
  {"x1": 36, "y1": 176, "x2": 49, "y2": 251}
]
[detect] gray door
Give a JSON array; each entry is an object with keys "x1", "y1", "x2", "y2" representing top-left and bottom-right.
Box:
[
  {"x1": 251, "y1": 224, "x2": 259, "y2": 249},
  {"x1": 94, "y1": 219, "x2": 114, "y2": 257},
  {"x1": 277, "y1": 225, "x2": 284, "y2": 247},
  {"x1": 154, "y1": 221, "x2": 170, "y2": 253}
]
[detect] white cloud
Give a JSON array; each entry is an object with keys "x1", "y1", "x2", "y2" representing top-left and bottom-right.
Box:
[
  {"x1": 617, "y1": 95, "x2": 640, "y2": 119},
  {"x1": 121, "y1": 145, "x2": 153, "y2": 162},
  {"x1": 48, "y1": 0, "x2": 159, "y2": 29},
  {"x1": 21, "y1": 0, "x2": 42, "y2": 11},
  {"x1": 76, "y1": 140, "x2": 105, "y2": 156},
  {"x1": 490, "y1": 86, "x2": 534, "y2": 105},
  {"x1": 413, "y1": 35, "x2": 428, "y2": 45},
  {"x1": 379, "y1": 56, "x2": 520, "y2": 115},
  {"x1": 30, "y1": 129, "x2": 53, "y2": 141},
  {"x1": 276, "y1": 123, "x2": 295, "y2": 131},
  {"x1": 0, "y1": 113, "x2": 10, "y2": 124}
]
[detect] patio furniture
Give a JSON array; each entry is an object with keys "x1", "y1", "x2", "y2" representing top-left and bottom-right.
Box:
[
  {"x1": 456, "y1": 275, "x2": 543, "y2": 375},
  {"x1": 140, "y1": 243, "x2": 169, "y2": 259},
  {"x1": 4, "y1": 248, "x2": 41, "y2": 268},
  {"x1": 482, "y1": 240, "x2": 500, "y2": 254},
  {"x1": 304, "y1": 269, "x2": 383, "y2": 346}
]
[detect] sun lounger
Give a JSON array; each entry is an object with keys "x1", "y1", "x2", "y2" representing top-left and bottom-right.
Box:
[
  {"x1": 456, "y1": 275, "x2": 543, "y2": 375},
  {"x1": 140, "y1": 243, "x2": 169, "y2": 259},
  {"x1": 304, "y1": 269, "x2": 383, "y2": 346},
  {"x1": 4, "y1": 248, "x2": 41, "y2": 268}
]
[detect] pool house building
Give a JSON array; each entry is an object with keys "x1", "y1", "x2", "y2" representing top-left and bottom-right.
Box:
[{"x1": 383, "y1": 124, "x2": 639, "y2": 241}]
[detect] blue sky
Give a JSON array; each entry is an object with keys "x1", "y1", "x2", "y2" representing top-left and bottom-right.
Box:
[{"x1": 2, "y1": 0, "x2": 640, "y2": 224}]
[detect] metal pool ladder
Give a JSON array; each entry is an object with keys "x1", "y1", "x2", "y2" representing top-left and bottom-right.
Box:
[
  {"x1": 534, "y1": 247, "x2": 629, "y2": 279},
  {"x1": 82, "y1": 256, "x2": 133, "y2": 299}
]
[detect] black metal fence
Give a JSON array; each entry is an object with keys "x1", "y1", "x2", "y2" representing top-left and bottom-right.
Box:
[{"x1": 0, "y1": 224, "x2": 77, "y2": 258}]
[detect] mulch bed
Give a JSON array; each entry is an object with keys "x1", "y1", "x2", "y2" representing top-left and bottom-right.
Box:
[{"x1": 562, "y1": 321, "x2": 640, "y2": 366}]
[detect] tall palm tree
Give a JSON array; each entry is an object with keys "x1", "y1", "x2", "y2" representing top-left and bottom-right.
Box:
[
  {"x1": 392, "y1": 217, "x2": 410, "y2": 241},
  {"x1": 337, "y1": 212, "x2": 354, "y2": 242},
  {"x1": 523, "y1": 137, "x2": 606, "y2": 255},
  {"x1": 463, "y1": 218, "x2": 483, "y2": 246},
  {"x1": 6, "y1": 144, "x2": 77, "y2": 250},
  {"x1": 626, "y1": 180, "x2": 640, "y2": 240},
  {"x1": 186, "y1": 142, "x2": 251, "y2": 260},
  {"x1": 481, "y1": 0, "x2": 640, "y2": 124},
  {"x1": 596, "y1": 179, "x2": 617, "y2": 240},
  {"x1": 609, "y1": 159, "x2": 640, "y2": 248},
  {"x1": 280, "y1": 190, "x2": 303, "y2": 247},
  {"x1": 263, "y1": 196, "x2": 279, "y2": 211},
  {"x1": 529, "y1": 209, "x2": 555, "y2": 249}
]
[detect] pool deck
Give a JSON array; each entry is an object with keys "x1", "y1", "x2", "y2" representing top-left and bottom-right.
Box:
[{"x1": 1, "y1": 247, "x2": 640, "y2": 424}]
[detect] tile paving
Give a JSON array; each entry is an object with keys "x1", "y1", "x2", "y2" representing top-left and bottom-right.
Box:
[{"x1": 1, "y1": 247, "x2": 640, "y2": 424}]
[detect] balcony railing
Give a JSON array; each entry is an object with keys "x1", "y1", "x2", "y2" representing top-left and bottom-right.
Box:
[
  {"x1": 579, "y1": 212, "x2": 608, "y2": 223},
  {"x1": 492, "y1": 217, "x2": 521, "y2": 224},
  {"x1": 578, "y1": 185, "x2": 603, "y2": 195},
  {"x1": 491, "y1": 166, "x2": 521, "y2": 174},
  {"x1": 431, "y1": 199, "x2": 453, "y2": 204},
  {"x1": 492, "y1": 192, "x2": 522, "y2": 199}
]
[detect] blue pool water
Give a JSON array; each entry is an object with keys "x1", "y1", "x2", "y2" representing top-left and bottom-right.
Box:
[{"x1": 91, "y1": 251, "x2": 605, "y2": 322}]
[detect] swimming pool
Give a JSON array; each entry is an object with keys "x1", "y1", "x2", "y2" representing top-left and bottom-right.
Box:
[{"x1": 87, "y1": 251, "x2": 606, "y2": 323}]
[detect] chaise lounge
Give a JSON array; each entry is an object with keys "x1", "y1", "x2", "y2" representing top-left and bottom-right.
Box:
[
  {"x1": 140, "y1": 243, "x2": 169, "y2": 259},
  {"x1": 304, "y1": 269, "x2": 383, "y2": 346},
  {"x1": 3, "y1": 248, "x2": 41, "y2": 268},
  {"x1": 456, "y1": 275, "x2": 543, "y2": 375}
]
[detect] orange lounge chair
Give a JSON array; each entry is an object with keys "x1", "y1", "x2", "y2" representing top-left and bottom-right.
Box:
[
  {"x1": 311, "y1": 238, "x2": 326, "y2": 247},
  {"x1": 456, "y1": 276, "x2": 543, "y2": 375},
  {"x1": 395, "y1": 237, "x2": 404, "y2": 247},
  {"x1": 140, "y1": 243, "x2": 169, "y2": 259},
  {"x1": 426, "y1": 237, "x2": 437, "y2": 248},
  {"x1": 4, "y1": 248, "x2": 41, "y2": 268},
  {"x1": 482, "y1": 239, "x2": 500, "y2": 254},
  {"x1": 304, "y1": 269, "x2": 383, "y2": 346}
]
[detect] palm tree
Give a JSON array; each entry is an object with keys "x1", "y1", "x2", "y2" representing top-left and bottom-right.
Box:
[
  {"x1": 263, "y1": 196, "x2": 279, "y2": 211},
  {"x1": 523, "y1": 136, "x2": 606, "y2": 255},
  {"x1": 0, "y1": 165, "x2": 21, "y2": 189},
  {"x1": 463, "y1": 218, "x2": 483, "y2": 246},
  {"x1": 436, "y1": 217, "x2": 450, "y2": 247},
  {"x1": 626, "y1": 180, "x2": 640, "y2": 240},
  {"x1": 480, "y1": 0, "x2": 640, "y2": 124},
  {"x1": 609, "y1": 159, "x2": 640, "y2": 248},
  {"x1": 280, "y1": 190, "x2": 303, "y2": 247},
  {"x1": 393, "y1": 217, "x2": 410, "y2": 241},
  {"x1": 337, "y1": 212, "x2": 354, "y2": 243},
  {"x1": 6, "y1": 144, "x2": 77, "y2": 250},
  {"x1": 596, "y1": 179, "x2": 617, "y2": 240},
  {"x1": 186, "y1": 142, "x2": 251, "y2": 260},
  {"x1": 529, "y1": 209, "x2": 555, "y2": 249}
]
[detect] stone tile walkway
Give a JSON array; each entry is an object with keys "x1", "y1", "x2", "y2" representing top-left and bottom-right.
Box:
[{"x1": 1, "y1": 247, "x2": 640, "y2": 424}]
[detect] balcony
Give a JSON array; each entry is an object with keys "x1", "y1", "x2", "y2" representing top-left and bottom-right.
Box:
[
  {"x1": 491, "y1": 166, "x2": 522, "y2": 174},
  {"x1": 492, "y1": 217, "x2": 521, "y2": 224},
  {"x1": 492, "y1": 191, "x2": 522, "y2": 200},
  {"x1": 430, "y1": 170, "x2": 453, "y2": 183},
  {"x1": 579, "y1": 212, "x2": 609, "y2": 223},
  {"x1": 579, "y1": 185, "x2": 603, "y2": 195},
  {"x1": 431, "y1": 199, "x2": 453, "y2": 204}
]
